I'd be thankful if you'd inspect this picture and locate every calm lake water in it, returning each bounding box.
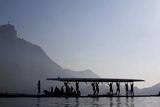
[0,97,160,107]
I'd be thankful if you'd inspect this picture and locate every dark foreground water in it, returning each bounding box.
[0,97,160,107]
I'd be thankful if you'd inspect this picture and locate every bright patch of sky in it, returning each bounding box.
[1,0,160,88]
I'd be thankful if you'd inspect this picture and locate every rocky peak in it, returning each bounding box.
[0,24,17,41]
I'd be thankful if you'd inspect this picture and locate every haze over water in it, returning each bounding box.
[0,97,160,107]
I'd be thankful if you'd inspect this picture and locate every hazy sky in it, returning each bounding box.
[1,0,160,88]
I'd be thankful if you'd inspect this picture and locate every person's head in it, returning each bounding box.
[64,82,67,86]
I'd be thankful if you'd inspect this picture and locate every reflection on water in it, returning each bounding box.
[110,97,113,107]
[125,97,129,107]
[131,97,135,107]
[75,98,79,107]
[36,98,40,107]
[0,97,160,107]
[116,97,120,107]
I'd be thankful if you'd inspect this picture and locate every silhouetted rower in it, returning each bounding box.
[130,82,134,96]
[115,82,120,96]
[95,82,99,95]
[54,86,61,95]
[64,82,69,95]
[75,82,81,96]
[91,82,96,95]
[70,86,73,93]
[51,86,53,93]
[61,86,64,95]
[108,82,113,95]
[125,82,128,96]
[37,80,41,95]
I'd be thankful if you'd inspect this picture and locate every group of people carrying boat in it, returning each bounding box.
[91,82,134,96]
[42,82,81,96]
[37,77,145,97]
[40,80,135,97]
[63,82,81,96]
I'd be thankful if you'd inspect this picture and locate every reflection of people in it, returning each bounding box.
[125,82,128,96]
[108,82,113,95]
[130,82,134,96]
[37,80,41,95]
[96,82,99,95]
[91,82,96,95]
[116,82,120,96]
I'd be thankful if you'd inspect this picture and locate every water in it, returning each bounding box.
[0,97,160,107]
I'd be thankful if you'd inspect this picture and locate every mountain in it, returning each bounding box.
[0,24,70,93]
[0,24,99,94]
[64,69,100,78]
[135,83,160,95]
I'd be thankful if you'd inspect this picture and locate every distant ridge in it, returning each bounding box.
[135,82,160,95]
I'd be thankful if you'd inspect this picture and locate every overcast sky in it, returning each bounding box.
[1,0,160,88]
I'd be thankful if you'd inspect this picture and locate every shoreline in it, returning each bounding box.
[0,94,160,98]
